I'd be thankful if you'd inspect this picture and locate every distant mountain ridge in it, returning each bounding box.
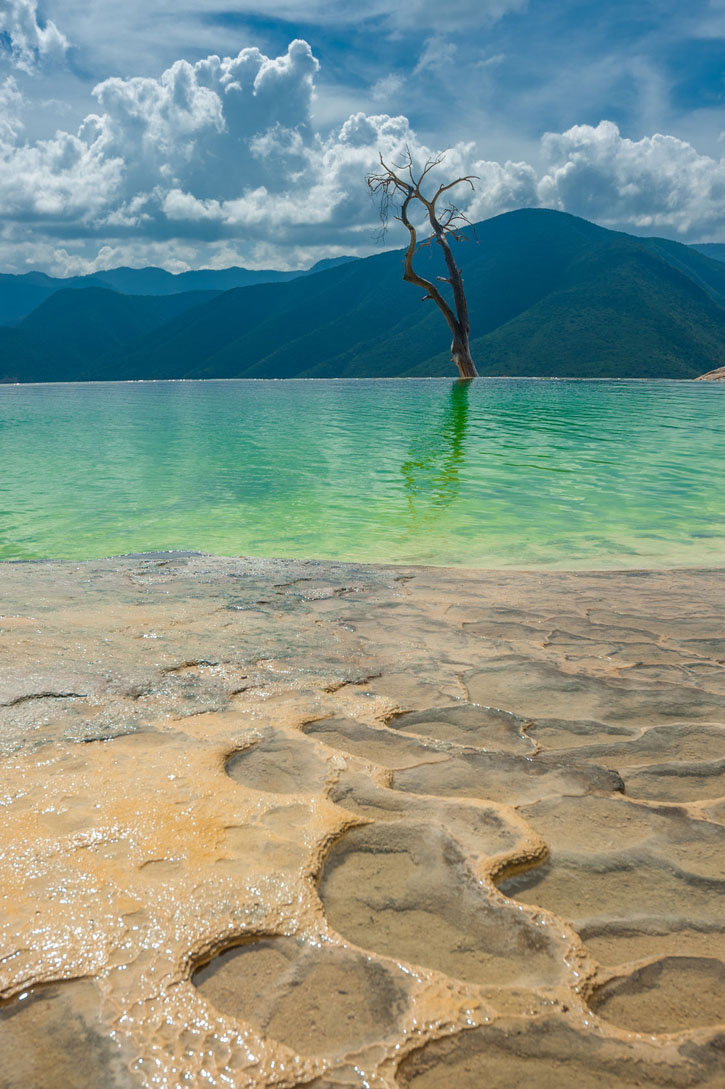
[0,255,358,325]
[2,210,725,382]
[690,243,725,264]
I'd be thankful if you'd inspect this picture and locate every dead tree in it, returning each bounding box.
[368,149,479,379]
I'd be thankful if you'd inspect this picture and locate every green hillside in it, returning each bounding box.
[454,236,725,379]
[3,210,725,381]
[0,288,218,382]
[690,243,725,266]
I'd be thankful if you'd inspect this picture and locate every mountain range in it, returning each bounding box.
[2,210,725,382]
[0,256,356,326]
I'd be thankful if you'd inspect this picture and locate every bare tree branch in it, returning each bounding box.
[367,150,479,379]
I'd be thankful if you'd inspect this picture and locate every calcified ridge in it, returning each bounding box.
[0,554,723,1089]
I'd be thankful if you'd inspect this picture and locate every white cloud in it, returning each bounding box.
[413,35,457,75]
[3,35,725,275]
[537,121,725,237]
[49,0,526,37]
[384,0,527,28]
[467,157,540,219]
[0,75,24,139]
[246,0,528,31]
[0,120,122,221]
[0,0,68,73]
[370,73,405,101]
[476,53,505,69]
[92,39,319,201]
[27,0,525,95]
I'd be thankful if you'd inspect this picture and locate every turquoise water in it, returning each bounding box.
[1,378,723,567]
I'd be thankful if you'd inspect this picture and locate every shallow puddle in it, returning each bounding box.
[591,956,725,1034]
[623,761,725,802]
[318,821,567,987]
[393,749,622,806]
[397,1016,724,1088]
[225,732,331,794]
[0,980,138,1089]
[302,715,447,769]
[574,724,725,770]
[522,717,637,750]
[499,854,724,940]
[519,794,725,877]
[465,658,721,727]
[389,703,534,755]
[330,772,523,859]
[581,924,725,967]
[193,936,408,1057]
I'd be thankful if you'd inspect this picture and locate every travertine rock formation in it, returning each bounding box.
[0,554,723,1088]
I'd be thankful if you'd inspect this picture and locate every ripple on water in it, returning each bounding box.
[2,378,725,567]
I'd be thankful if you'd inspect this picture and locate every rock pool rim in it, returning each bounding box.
[2,549,725,573]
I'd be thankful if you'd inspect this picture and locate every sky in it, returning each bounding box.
[2,0,725,274]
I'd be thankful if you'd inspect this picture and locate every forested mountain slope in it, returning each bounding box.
[3,210,725,381]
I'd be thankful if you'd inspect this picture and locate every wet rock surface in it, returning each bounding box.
[193,937,409,1058]
[590,956,725,1035]
[397,1017,725,1088]
[0,554,723,1088]
[0,980,140,1089]
[319,821,567,988]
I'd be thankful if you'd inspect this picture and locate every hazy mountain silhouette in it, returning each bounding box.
[0,256,358,324]
[691,243,725,265]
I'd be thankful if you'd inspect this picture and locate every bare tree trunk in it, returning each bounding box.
[430,215,477,379]
[398,195,479,380]
[452,336,477,379]
[368,152,480,379]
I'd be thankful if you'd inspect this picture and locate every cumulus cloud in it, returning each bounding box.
[462,122,725,240]
[2,34,725,275]
[0,39,434,271]
[537,121,725,237]
[467,157,539,219]
[0,119,123,222]
[0,74,24,139]
[0,0,68,73]
[93,39,319,202]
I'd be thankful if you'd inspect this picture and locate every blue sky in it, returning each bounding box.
[1,0,725,273]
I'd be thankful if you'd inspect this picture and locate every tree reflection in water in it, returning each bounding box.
[401,379,471,523]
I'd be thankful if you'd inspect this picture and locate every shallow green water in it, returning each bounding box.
[1,378,723,567]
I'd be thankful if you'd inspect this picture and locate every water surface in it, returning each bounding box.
[2,378,723,566]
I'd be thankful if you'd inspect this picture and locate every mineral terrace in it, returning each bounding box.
[0,554,723,1088]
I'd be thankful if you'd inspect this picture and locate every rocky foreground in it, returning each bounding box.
[0,553,723,1089]
[696,366,725,380]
